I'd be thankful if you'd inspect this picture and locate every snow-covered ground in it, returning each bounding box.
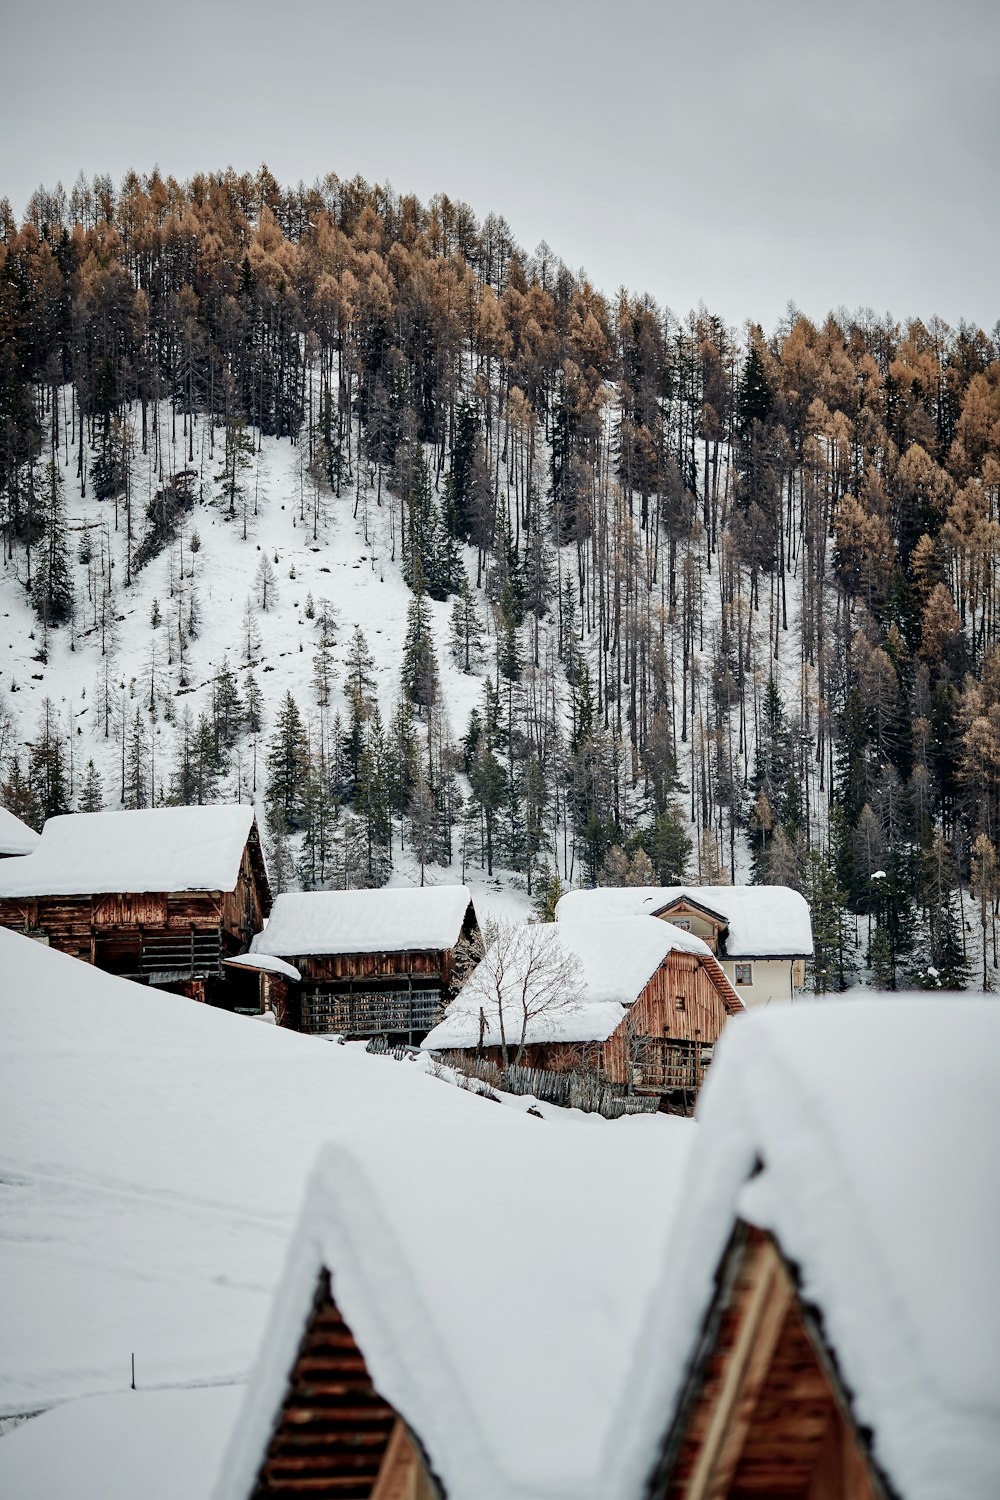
[0,925,681,1423]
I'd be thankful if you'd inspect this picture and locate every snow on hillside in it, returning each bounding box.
[0,405,538,914]
[0,926,682,1419]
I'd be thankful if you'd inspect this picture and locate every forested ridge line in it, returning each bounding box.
[2,165,1000,990]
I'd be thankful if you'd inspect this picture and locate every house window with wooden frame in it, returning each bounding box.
[734,962,754,986]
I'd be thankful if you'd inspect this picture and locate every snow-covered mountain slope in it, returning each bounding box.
[0,407,538,914]
[0,926,682,1417]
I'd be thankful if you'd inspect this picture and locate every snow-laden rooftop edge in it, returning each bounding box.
[0,806,41,856]
[556,884,814,957]
[0,804,258,898]
[250,885,474,958]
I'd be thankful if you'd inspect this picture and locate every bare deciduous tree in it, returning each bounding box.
[472,918,584,1069]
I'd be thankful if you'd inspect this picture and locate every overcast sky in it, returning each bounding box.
[1,0,996,333]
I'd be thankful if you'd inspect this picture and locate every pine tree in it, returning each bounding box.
[298,742,338,890]
[803,851,851,993]
[124,709,150,809]
[408,771,437,885]
[344,625,376,703]
[312,643,335,709]
[31,460,73,635]
[28,699,70,820]
[649,805,692,883]
[354,707,391,885]
[242,596,262,662]
[244,671,265,736]
[78,758,104,813]
[532,863,564,922]
[402,579,439,712]
[266,692,309,831]
[387,695,419,822]
[212,657,244,750]
[449,574,484,672]
[448,400,479,542]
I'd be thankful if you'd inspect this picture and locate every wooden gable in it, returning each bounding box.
[250,1269,441,1499]
[648,898,727,954]
[601,948,738,1102]
[648,1223,886,1500]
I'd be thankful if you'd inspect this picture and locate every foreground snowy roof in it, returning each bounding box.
[556,884,814,957]
[604,996,1000,1500]
[250,884,473,958]
[214,1103,694,1500]
[0,804,258,898]
[422,916,736,1051]
[0,805,40,856]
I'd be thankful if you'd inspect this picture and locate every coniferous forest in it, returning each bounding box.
[2,166,1000,990]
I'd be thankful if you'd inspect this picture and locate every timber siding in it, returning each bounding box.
[649,1224,886,1500]
[250,1269,442,1499]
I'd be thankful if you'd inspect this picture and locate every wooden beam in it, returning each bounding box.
[684,1238,793,1500]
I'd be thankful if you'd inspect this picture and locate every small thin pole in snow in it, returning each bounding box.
[131,1353,135,1391]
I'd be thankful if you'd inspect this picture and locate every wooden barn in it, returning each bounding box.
[0,805,40,858]
[632,997,1000,1500]
[422,915,742,1110]
[0,803,271,1003]
[556,884,814,1006]
[249,885,480,1041]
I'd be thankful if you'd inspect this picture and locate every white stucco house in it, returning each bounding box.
[555,884,813,1005]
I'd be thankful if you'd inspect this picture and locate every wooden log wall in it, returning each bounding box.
[293,950,449,985]
[601,953,733,1087]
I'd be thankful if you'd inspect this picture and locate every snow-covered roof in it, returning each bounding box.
[0,805,40,856]
[422,916,737,1052]
[604,997,1000,1500]
[213,1104,695,1500]
[223,952,301,982]
[250,884,473,958]
[555,884,814,957]
[0,804,259,898]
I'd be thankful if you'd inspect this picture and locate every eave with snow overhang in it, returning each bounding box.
[606,998,1000,1500]
[555,886,814,1006]
[423,916,742,1113]
[250,886,480,1041]
[0,805,41,857]
[0,804,271,1003]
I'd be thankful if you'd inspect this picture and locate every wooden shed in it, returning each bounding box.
[422,916,742,1111]
[250,886,480,1041]
[0,804,271,1003]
